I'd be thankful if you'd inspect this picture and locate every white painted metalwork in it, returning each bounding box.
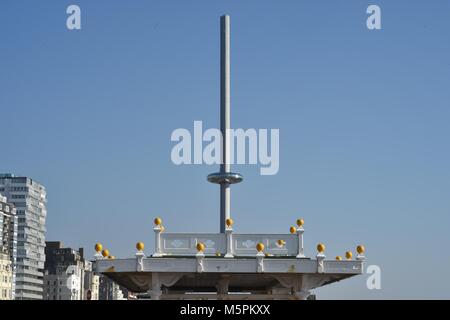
[152,224,163,257]
[160,233,226,256]
[233,234,297,256]
[224,226,234,258]
[96,256,364,275]
[157,232,300,257]
[316,252,326,273]
[296,226,305,258]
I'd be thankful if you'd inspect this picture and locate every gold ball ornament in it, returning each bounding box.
[256,243,265,252]
[136,242,145,251]
[296,219,304,227]
[289,226,297,234]
[317,243,326,253]
[357,245,365,254]
[336,256,342,261]
[196,242,205,252]
[95,243,102,253]
[345,251,353,260]
[226,218,234,227]
[154,217,162,226]
[102,249,109,257]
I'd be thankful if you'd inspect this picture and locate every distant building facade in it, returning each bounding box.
[0,174,47,300]
[99,275,127,300]
[83,260,100,300]
[0,194,18,299]
[43,242,99,300]
[0,252,13,300]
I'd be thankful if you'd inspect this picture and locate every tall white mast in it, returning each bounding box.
[208,15,243,233]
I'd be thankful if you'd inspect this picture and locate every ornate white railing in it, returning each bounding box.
[152,223,306,258]
[93,218,367,277]
[161,233,226,256]
[233,234,297,256]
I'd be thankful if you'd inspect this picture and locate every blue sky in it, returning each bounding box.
[1,0,449,299]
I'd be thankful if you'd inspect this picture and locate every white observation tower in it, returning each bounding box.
[94,15,366,300]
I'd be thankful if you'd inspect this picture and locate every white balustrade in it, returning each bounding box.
[160,233,226,256]
[156,232,300,257]
[233,234,298,256]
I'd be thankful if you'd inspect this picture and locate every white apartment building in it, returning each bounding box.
[0,174,47,300]
[0,194,18,299]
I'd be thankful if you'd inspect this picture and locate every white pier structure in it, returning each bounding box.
[94,15,366,300]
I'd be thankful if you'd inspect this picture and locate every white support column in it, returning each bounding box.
[152,225,163,257]
[224,225,234,258]
[136,251,145,272]
[256,251,265,273]
[296,226,305,258]
[196,251,205,273]
[316,252,326,273]
[149,273,162,300]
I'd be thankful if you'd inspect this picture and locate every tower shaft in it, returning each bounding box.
[220,15,231,233]
[208,15,243,233]
[220,15,231,174]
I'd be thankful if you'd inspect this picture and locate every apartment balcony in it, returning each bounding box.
[20,276,43,285]
[15,283,44,293]
[15,292,43,300]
